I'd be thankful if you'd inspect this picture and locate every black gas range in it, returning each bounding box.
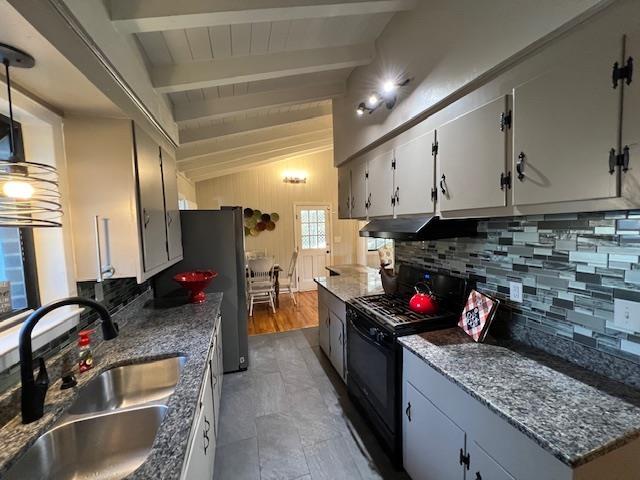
[346,266,468,466]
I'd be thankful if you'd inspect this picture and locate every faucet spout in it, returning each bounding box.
[19,296,119,424]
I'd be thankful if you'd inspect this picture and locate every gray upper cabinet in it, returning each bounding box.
[437,97,508,212]
[134,124,168,273]
[350,157,368,219]
[366,150,395,218]
[393,130,436,216]
[512,34,621,206]
[161,147,183,261]
[621,31,639,204]
[337,164,351,219]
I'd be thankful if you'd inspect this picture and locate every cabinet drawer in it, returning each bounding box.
[403,348,571,480]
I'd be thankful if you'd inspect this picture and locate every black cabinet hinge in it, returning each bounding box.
[432,141,438,156]
[365,172,369,179]
[459,449,470,470]
[500,110,512,131]
[500,171,512,190]
[430,187,437,202]
[609,146,630,174]
[391,156,396,169]
[612,57,633,88]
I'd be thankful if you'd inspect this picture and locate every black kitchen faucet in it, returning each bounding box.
[18,297,119,424]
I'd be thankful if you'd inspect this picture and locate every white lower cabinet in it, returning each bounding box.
[329,311,346,381]
[317,284,347,382]
[467,440,515,480]
[402,347,640,480]
[403,382,466,480]
[318,288,331,355]
[182,317,223,479]
[183,362,215,480]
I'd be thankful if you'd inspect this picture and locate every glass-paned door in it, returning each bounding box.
[295,205,332,291]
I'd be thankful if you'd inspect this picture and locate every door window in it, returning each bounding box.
[300,209,327,249]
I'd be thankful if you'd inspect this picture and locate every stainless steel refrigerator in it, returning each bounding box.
[153,207,249,372]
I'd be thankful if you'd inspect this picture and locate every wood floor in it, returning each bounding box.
[247,290,318,335]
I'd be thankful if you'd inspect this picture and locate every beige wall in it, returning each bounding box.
[177,172,197,208]
[195,150,359,268]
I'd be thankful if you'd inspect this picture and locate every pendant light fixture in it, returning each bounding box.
[0,43,62,227]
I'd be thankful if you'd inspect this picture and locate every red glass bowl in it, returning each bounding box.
[173,270,217,304]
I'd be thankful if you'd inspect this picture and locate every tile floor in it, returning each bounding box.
[213,327,410,480]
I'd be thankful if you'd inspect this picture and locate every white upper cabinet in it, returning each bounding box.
[512,34,621,206]
[350,157,368,219]
[394,129,436,216]
[337,164,351,219]
[161,147,183,261]
[621,31,639,204]
[134,123,169,273]
[437,97,508,212]
[65,117,182,283]
[366,150,395,218]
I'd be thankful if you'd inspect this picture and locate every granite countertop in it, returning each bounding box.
[315,264,383,302]
[399,329,640,468]
[0,290,222,479]
[325,264,377,276]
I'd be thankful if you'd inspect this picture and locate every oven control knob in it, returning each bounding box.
[376,332,386,342]
[369,328,378,336]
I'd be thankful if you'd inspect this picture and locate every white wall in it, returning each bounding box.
[333,0,605,163]
[0,82,81,371]
[195,150,360,268]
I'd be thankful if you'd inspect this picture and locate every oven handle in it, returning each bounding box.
[348,317,389,352]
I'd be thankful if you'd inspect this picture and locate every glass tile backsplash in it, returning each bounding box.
[395,210,640,388]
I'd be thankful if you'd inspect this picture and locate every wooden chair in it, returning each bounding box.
[247,256,276,316]
[278,250,299,306]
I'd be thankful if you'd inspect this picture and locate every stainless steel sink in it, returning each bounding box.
[67,356,187,416]
[5,405,167,480]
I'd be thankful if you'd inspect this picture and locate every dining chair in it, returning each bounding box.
[278,250,299,306]
[247,256,276,316]
[245,249,267,261]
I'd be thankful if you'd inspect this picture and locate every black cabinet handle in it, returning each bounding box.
[459,449,470,469]
[475,473,482,480]
[516,152,526,180]
[439,174,446,195]
[405,402,412,422]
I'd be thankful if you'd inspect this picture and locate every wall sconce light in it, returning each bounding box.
[355,78,411,117]
[283,172,307,184]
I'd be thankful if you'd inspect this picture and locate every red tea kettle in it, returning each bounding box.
[409,282,438,315]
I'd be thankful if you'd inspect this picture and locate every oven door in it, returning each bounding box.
[346,305,396,434]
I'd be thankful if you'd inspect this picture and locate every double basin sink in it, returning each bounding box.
[6,356,187,480]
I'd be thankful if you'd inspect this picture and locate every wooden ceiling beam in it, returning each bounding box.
[153,44,371,93]
[174,82,342,123]
[110,0,417,33]
[179,104,331,143]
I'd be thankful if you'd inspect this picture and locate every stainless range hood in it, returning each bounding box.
[359,215,477,241]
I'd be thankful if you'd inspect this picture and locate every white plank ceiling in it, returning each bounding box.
[108,1,416,181]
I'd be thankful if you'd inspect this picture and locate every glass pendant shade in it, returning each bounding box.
[0,43,62,227]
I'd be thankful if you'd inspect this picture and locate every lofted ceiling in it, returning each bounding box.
[106,0,417,181]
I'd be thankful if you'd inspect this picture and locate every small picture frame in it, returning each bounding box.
[458,289,500,342]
